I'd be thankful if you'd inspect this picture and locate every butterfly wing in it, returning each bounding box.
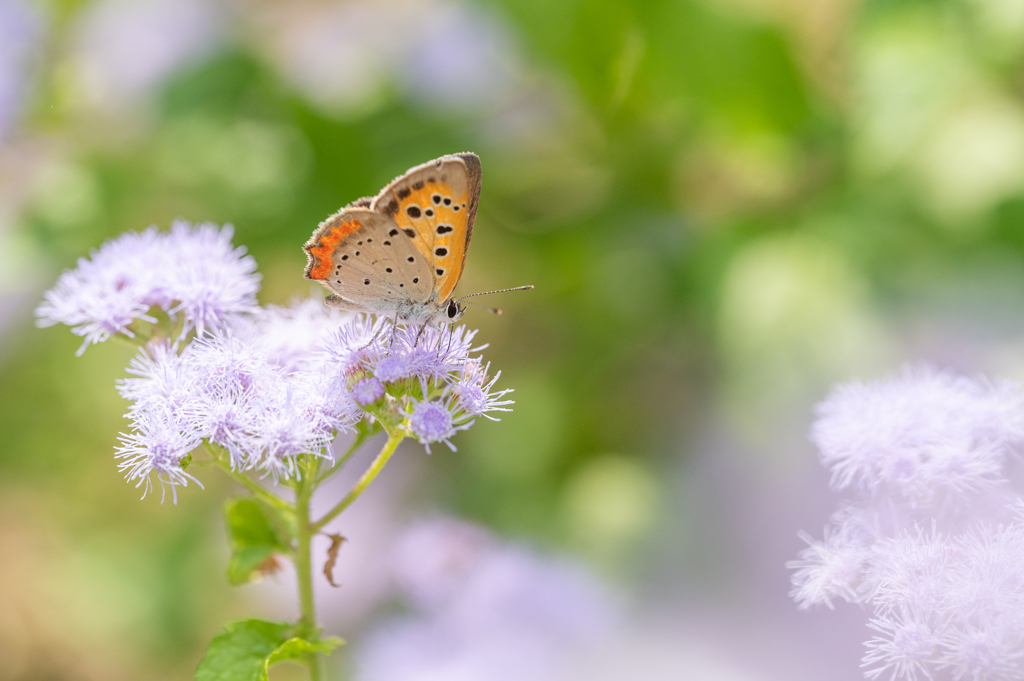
[303,209,433,312]
[371,153,481,304]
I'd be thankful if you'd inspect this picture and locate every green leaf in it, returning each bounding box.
[267,636,345,666]
[195,619,289,681]
[224,497,290,585]
[195,619,345,681]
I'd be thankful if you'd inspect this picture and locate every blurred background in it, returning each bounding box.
[5,0,1024,678]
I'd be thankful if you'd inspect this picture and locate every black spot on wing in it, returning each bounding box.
[397,186,411,200]
[383,199,399,217]
[412,180,424,190]
[403,228,416,238]
[406,206,421,219]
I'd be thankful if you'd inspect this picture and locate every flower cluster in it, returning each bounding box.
[35,221,260,354]
[790,366,1024,681]
[327,318,514,453]
[356,517,615,681]
[39,224,514,499]
[116,300,353,497]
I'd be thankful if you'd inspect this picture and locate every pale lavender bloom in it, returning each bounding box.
[164,222,261,337]
[357,517,615,681]
[810,366,1024,503]
[352,377,384,406]
[252,298,350,373]
[37,228,164,353]
[862,605,943,681]
[792,367,1024,681]
[326,314,390,378]
[453,359,513,420]
[407,397,465,453]
[117,301,356,491]
[36,223,260,353]
[118,339,193,417]
[372,323,479,382]
[789,529,868,610]
[323,315,510,453]
[115,404,202,501]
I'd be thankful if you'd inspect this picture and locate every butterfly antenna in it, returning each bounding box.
[464,302,503,315]
[457,285,534,302]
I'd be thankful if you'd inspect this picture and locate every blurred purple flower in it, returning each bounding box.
[810,366,1024,503]
[357,517,615,681]
[401,3,519,111]
[74,0,220,109]
[0,0,42,139]
[790,366,1024,681]
[263,0,519,116]
[36,222,260,353]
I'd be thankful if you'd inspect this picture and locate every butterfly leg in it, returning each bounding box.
[388,311,400,348]
[357,315,387,351]
[413,323,425,348]
[444,323,455,355]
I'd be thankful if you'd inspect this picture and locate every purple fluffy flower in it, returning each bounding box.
[36,222,260,353]
[810,366,1024,503]
[409,399,458,452]
[115,405,202,501]
[321,314,511,453]
[117,301,356,490]
[791,367,1024,681]
[352,377,385,406]
[454,359,514,420]
[164,222,261,336]
[37,228,164,353]
[253,298,350,373]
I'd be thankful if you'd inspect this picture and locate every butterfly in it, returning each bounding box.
[303,152,529,326]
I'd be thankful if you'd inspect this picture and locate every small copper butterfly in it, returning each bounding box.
[303,152,530,324]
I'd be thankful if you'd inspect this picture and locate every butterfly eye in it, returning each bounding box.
[447,301,459,318]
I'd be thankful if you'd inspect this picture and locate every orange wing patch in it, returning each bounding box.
[390,181,470,301]
[305,219,361,280]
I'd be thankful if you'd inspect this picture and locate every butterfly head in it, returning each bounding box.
[444,298,465,323]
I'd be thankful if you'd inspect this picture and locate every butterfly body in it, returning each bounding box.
[303,153,481,325]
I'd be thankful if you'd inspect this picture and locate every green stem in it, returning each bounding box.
[295,457,322,681]
[312,430,404,533]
